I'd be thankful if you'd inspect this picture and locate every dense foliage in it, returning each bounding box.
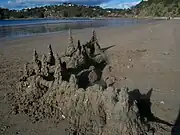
[0,3,132,20]
[133,0,180,17]
[1,1,179,19]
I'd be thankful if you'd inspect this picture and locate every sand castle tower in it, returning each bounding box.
[54,53,62,84]
[102,87,147,135]
[33,49,38,62]
[65,29,75,56]
[92,29,101,52]
[47,44,55,66]
[69,74,78,88]
[76,40,81,55]
[91,29,97,43]
[33,49,41,74]
[23,63,28,77]
[88,66,98,84]
[41,54,49,77]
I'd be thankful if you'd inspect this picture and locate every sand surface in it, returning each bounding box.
[1,20,180,134]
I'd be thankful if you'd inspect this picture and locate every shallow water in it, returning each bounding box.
[0,18,157,39]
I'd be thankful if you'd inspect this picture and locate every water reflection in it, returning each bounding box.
[0,18,155,39]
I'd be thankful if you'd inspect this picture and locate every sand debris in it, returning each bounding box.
[160,101,165,104]
[62,115,66,119]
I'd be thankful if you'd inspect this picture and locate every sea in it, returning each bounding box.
[0,18,158,40]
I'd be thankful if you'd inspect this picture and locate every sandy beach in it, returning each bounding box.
[1,19,180,134]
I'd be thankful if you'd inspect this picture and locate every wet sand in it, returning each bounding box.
[0,20,180,134]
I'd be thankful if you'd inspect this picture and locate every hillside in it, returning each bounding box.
[0,3,132,20]
[1,1,180,19]
[134,0,180,17]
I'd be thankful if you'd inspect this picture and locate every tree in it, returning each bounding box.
[63,10,69,17]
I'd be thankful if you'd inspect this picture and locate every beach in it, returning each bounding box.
[0,19,180,134]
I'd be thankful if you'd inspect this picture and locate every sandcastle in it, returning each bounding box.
[12,29,171,135]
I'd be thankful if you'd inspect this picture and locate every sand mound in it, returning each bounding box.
[11,29,171,135]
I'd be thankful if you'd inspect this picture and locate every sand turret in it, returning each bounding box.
[23,63,28,77]
[47,44,55,66]
[69,74,78,88]
[33,49,38,62]
[65,29,75,56]
[33,49,41,74]
[68,28,73,46]
[76,40,81,55]
[41,54,49,77]
[54,65,62,85]
[89,29,97,43]
[88,66,97,85]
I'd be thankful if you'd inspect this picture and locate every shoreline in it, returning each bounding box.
[0,18,163,41]
[0,17,163,26]
[0,18,95,27]
[3,16,172,21]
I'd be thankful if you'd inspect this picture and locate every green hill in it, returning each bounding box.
[134,0,180,17]
[0,4,132,20]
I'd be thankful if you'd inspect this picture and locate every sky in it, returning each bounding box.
[0,0,141,9]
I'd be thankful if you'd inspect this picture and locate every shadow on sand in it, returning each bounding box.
[129,89,173,127]
[171,109,180,135]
